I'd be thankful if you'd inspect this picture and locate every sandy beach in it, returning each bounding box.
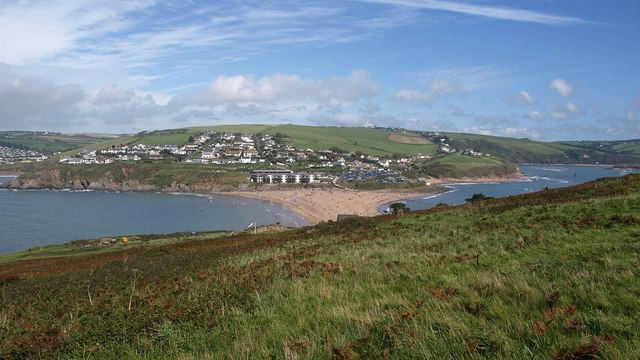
[220,173,526,225]
[221,187,439,224]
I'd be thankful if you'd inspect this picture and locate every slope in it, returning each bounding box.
[1,175,639,358]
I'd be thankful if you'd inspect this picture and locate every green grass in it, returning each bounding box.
[445,132,570,156]
[613,142,640,155]
[261,125,437,156]
[413,153,518,178]
[1,175,639,358]
[0,132,115,154]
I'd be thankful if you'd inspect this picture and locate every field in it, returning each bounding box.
[445,133,571,157]
[79,125,438,157]
[412,153,518,178]
[387,132,431,145]
[613,142,640,156]
[1,175,639,358]
[0,132,117,154]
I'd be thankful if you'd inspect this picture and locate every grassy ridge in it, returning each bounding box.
[0,132,116,154]
[1,175,639,358]
[412,153,518,178]
[83,125,438,157]
[445,133,640,164]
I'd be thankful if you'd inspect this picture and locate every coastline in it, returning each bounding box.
[1,172,526,226]
[217,172,526,225]
[218,187,438,225]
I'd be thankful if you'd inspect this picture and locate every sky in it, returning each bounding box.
[0,0,639,141]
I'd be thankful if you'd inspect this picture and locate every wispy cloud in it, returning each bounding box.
[0,1,408,75]
[362,0,590,26]
[550,78,575,98]
[393,64,512,103]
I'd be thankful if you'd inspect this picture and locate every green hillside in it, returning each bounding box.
[127,125,438,157]
[1,175,639,358]
[0,131,118,154]
[261,125,437,156]
[412,153,518,179]
[443,133,640,164]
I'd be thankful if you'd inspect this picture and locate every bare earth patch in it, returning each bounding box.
[387,133,431,145]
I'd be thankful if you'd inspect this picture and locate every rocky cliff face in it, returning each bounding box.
[0,168,234,193]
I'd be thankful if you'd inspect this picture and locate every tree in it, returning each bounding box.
[465,193,494,203]
[389,202,410,214]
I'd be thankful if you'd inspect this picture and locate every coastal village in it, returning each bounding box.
[0,146,49,164]
[57,130,490,185]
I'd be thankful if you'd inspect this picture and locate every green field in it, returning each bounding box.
[412,153,518,178]
[1,175,639,358]
[0,131,117,154]
[445,133,571,157]
[445,133,640,164]
[613,142,640,155]
[85,125,438,157]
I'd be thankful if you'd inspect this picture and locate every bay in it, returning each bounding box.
[0,178,307,254]
[1,165,637,254]
[388,165,639,212]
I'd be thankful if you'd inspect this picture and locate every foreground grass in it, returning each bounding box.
[1,175,639,358]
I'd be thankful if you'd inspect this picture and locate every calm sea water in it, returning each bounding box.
[385,165,639,212]
[1,165,637,254]
[0,179,307,254]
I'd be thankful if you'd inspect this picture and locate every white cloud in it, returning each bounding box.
[94,84,136,105]
[524,111,544,121]
[549,78,574,98]
[393,79,463,102]
[0,1,153,65]
[362,0,590,26]
[194,70,381,107]
[513,91,537,105]
[550,101,582,120]
[0,65,85,129]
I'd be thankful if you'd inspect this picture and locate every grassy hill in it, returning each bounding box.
[1,174,639,358]
[122,125,438,157]
[0,131,118,154]
[412,153,518,179]
[443,133,640,164]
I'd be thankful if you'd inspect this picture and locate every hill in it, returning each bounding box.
[439,132,640,164]
[0,131,118,154]
[108,125,438,157]
[1,174,639,358]
[411,153,519,179]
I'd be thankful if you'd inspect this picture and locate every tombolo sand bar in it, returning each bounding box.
[221,173,527,224]
[222,187,437,224]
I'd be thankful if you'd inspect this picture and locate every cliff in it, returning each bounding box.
[0,165,241,193]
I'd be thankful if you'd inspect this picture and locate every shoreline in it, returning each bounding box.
[1,172,527,226]
[217,173,526,225]
[217,188,440,225]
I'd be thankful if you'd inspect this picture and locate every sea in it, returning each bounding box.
[0,181,307,254]
[1,165,637,254]
[383,165,639,212]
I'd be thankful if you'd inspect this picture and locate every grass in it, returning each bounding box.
[445,132,570,156]
[0,174,639,358]
[412,153,518,178]
[265,125,437,156]
[0,132,114,154]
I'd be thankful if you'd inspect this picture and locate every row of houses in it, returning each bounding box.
[249,170,330,184]
[0,146,49,164]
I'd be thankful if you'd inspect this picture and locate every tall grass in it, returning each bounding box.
[1,175,639,358]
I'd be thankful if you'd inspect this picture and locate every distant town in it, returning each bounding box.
[0,146,49,164]
[0,129,496,185]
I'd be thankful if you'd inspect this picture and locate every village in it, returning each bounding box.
[0,146,49,164]
[57,130,491,184]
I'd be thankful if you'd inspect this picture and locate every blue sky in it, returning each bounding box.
[0,0,638,141]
